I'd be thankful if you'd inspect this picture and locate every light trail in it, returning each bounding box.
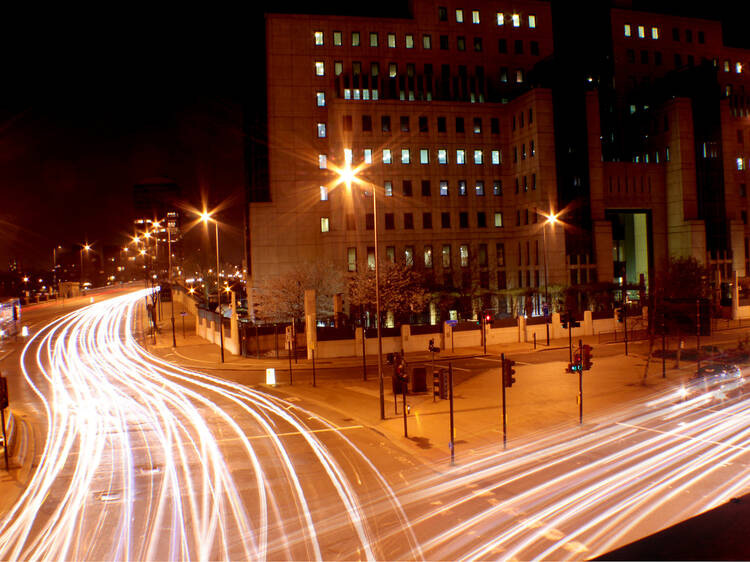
[0,289,417,561]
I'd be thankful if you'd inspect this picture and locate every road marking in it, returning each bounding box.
[616,421,750,452]
[246,425,363,440]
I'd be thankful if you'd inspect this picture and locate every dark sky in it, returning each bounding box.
[0,1,746,271]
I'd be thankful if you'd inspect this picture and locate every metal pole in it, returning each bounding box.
[623,301,628,356]
[292,318,297,364]
[374,185,385,420]
[483,316,487,355]
[168,226,176,347]
[402,379,408,437]
[578,339,583,425]
[543,222,549,307]
[449,363,455,465]
[533,332,536,350]
[215,221,224,363]
[696,298,701,376]
[362,327,367,381]
[312,349,316,387]
[256,325,260,359]
[568,316,573,363]
[275,324,279,359]
[501,353,507,450]
[288,327,293,385]
[431,351,435,402]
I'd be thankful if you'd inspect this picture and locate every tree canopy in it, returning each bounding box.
[348,260,430,322]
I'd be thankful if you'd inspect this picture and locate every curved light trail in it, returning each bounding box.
[0,289,417,561]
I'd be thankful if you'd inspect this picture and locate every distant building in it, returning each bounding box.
[132,178,183,281]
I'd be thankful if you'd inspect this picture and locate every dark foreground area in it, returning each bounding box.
[598,492,750,560]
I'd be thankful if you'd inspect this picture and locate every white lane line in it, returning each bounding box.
[616,421,750,452]
[435,364,470,372]
[247,425,364,440]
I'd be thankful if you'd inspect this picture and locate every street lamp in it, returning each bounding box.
[152,219,177,347]
[338,162,385,420]
[201,210,224,363]
[542,211,559,307]
[80,243,91,287]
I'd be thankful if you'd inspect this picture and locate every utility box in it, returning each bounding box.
[411,367,427,393]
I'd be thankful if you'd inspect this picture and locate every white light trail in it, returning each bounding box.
[0,290,417,561]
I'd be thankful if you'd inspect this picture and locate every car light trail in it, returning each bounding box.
[0,290,417,561]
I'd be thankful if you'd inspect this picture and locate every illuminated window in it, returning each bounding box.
[494,212,503,227]
[318,154,327,169]
[472,10,480,23]
[474,149,483,164]
[370,32,378,47]
[314,31,324,45]
[736,62,743,74]
[347,248,357,271]
[334,61,343,76]
[458,180,467,195]
[456,9,463,23]
[423,34,431,49]
[317,123,326,138]
[424,246,433,268]
[624,24,631,37]
[528,14,536,28]
[401,149,411,164]
[420,149,429,164]
[333,31,342,45]
[405,246,414,266]
[320,217,330,232]
[438,149,448,164]
[352,32,360,46]
[320,186,328,201]
[724,60,731,72]
[739,157,746,171]
[344,148,353,165]
[651,26,659,39]
[383,149,392,164]
[442,245,451,267]
[406,34,414,48]
[497,12,504,26]
[315,61,325,76]
[512,13,520,27]
[387,33,396,48]
[516,68,524,82]
[456,149,465,164]
[475,181,485,195]
[491,150,501,165]
[364,149,372,164]
[389,63,397,77]
[460,245,469,267]
[440,180,449,195]
[384,180,393,196]
[316,92,325,106]
[637,25,645,38]
[493,180,502,195]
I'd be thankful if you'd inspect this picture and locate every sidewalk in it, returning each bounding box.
[146,306,725,467]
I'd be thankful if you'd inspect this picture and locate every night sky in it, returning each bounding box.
[0,1,746,272]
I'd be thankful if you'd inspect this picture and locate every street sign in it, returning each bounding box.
[180,311,187,316]
[446,319,458,326]
[543,304,549,317]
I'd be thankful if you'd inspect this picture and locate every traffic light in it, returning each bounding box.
[503,358,516,387]
[582,344,593,370]
[616,308,624,323]
[566,361,582,373]
[485,313,492,323]
[560,312,569,328]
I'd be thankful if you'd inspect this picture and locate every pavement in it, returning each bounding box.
[146,301,736,468]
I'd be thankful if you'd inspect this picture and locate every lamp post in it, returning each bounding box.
[201,211,224,363]
[80,243,91,287]
[339,164,385,420]
[542,211,558,346]
[154,220,177,347]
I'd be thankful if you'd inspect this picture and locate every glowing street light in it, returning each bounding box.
[336,161,385,420]
[542,211,559,307]
[80,243,91,286]
[200,209,224,363]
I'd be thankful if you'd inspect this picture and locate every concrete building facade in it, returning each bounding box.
[251,0,750,319]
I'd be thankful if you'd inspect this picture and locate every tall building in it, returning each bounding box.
[251,0,750,319]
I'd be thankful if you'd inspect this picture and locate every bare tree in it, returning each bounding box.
[255,262,345,323]
[348,260,430,324]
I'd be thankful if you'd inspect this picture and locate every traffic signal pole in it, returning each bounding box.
[501,353,507,450]
[449,363,455,465]
[578,339,583,425]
